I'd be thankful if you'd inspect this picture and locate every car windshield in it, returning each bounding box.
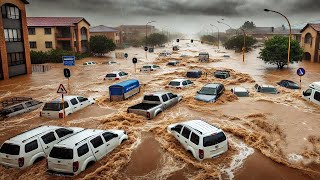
[198,87,217,95]
[106,74,117,77]
[143,66,151,69]
[234,91,249,97]
[49,147,73,159]
[0,143,20,155]
[43,103,63,111]
[261,87,277,93]
[169,81,180,86]
[203,132,227,147]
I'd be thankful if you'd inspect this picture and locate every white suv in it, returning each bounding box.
[140,64,160,72]
[166,79,194,89]
[167,120,228,161]
[0,126,84,168]
[47,129,128,175]
[104,71,128,80]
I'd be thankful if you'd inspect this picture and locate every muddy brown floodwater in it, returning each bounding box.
[0,40,320,179]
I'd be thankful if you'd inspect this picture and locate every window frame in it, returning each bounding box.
[29,41,37,49]
[44,28,52,35]
[45,41,53,48]
[190,132,200,145]
[162,94,169,102]
[181,127,191,139]
[28,28,36,35]
[314,91,320,102]
[25,140,38,153]
[77,143,89,157]
[90,136,104,148]
[41,132,57,144]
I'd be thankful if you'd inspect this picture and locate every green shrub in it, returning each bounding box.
[30,49,92,64]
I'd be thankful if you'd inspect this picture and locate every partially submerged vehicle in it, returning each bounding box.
[0,98,42,119]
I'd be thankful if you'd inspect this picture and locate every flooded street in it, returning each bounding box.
[0,40,320,179]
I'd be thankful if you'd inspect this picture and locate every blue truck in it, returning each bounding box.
[109,79,140,101]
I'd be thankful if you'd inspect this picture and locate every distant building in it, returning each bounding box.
[300,23,320,63]
[117,25,155,43]
[27,17,90,53]
[90,25,121,45]
[0,0,32,80]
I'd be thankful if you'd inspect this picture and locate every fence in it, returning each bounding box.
[32,64,52,73]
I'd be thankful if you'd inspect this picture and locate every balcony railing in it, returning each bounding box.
[56,33,72,38]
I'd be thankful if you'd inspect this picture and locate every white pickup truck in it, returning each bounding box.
[41,96,95,119]
[127,92,182,119]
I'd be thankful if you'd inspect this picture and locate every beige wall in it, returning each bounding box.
[28,27,56,52]
[90,31,120,45]
[77,20,90,53]
[301,26,319,62]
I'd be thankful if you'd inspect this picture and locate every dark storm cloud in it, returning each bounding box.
[288,0,320,13]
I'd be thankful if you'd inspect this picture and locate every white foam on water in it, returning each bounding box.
[288,153,304,163]
[222,140,255,180]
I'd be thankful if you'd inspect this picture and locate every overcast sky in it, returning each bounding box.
[26,0,320,35]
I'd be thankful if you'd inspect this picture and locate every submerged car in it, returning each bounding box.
[214,70,230,79]
[303,82,320,106]
[195,83,224,102]
[277,80,300,89]
[186,70,202,78]
[104,71,128,80]
[102,61,117,65]
[167,60,180,66]
[83,61,96,65]
[166,79,194,89]
[140,64,160,72]
[231,87,249,97]
[255,84,278,94]
[0,98,42,119]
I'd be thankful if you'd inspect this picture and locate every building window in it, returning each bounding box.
[28,28,36,35]
[81,27,87,35]
[1,4,20,20]
[4,29,22,42]
[29,41,37,49]
[7,52,25,66]
[45,41,53,48]
[44,28,52,35]
[304,33,312,45]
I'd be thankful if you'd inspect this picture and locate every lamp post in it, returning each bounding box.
[146,21,156,60]
[218,21,245,62]
[264,9,292,68]
[210,24,220,49]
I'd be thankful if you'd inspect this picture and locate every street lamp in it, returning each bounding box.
[145,20,156,60]
[264,9,292,68]
[210,24,220,49]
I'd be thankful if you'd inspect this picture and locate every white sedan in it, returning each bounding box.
[104,71,128,80]
[166,79,194,89]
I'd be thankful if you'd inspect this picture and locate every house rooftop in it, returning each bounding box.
[90,25,118,33]
[301,23,320,33]
[27,17,90,27]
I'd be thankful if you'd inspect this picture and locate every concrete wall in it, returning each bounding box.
[0,0,31,80]
[301,26,319,63]
[28,27,56,52]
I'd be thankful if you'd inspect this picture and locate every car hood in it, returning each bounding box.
[195,94,216,102]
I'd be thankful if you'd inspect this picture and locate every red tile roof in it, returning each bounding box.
[301,23,320,33]
[27,17,90,27]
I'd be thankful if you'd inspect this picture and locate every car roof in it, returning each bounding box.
[261,85,276,88]
[310,82,320,90]
[8,126,62,143]
[182,120,222,136]
[188,69,201,72]
[233,87,248,92]
[204,83,221,88]
[54,129,105,148]
[171,79,187,82]
[51,95,81,102]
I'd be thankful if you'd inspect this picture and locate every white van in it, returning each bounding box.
[41,96,95,119]
[303,81,320,106]
[167,120,228,161]
[0,126,84,168]
[47,129,128,175]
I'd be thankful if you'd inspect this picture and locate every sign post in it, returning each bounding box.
[63,56,75,93]
[57,84,68,120]
[132,57,138,73]
[144,47,148,60]
[124,53,128,60]
[297,68,306,89]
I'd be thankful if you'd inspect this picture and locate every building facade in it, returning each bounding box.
[117,25,155,43]
[300,24,320,63]
[90,25,121,45]
[27,17,90,53]
[0,0,32,80]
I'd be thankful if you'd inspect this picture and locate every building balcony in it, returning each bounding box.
[56,33,72,39]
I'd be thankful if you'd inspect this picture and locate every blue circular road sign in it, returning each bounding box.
[297,68,305,76]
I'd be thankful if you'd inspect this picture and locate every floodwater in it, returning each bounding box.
[0,40,320,179]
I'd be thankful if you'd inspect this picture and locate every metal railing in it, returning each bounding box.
[32,64,52,73]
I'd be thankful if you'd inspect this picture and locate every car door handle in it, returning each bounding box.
[95,150,99,153]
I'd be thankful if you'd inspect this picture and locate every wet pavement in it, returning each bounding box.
[0,40,319,179]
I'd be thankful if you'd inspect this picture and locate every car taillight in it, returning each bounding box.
[18,157,24,167]
[199,149,204,159]
[147,112,151,119]
[115,78,120,80]
[73,161,79,172]
[59,112,64,119]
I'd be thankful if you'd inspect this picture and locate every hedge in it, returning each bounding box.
[30,49,92,64]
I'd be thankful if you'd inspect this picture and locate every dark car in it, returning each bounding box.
[195,83,225,102]
[173,46,179,51]
[167,61,180,66]
[214,70,230,79]
[187,70,202,78]
[277,80,300,89]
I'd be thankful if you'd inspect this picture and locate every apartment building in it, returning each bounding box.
[90,25,121,45]
[0,0,32,80]
[300,23,320,63]
[27,17,90,53]
[117,25,155,43]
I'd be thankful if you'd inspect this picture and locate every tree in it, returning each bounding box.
[241,21,256,29]
[223,35,257,52]
[259,36,303,69]
[90,35,116,56]
[146,33,168,47]
[200,35,218,44]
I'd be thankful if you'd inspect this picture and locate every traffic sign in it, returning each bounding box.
[191,39,193,43]
[132,57,138,64]
[63,56,75,66]
[297,68,305,76]
[57,84,67,94]
[176,39,180,43]
[144,47,148,51]
[124,53,128,59]
[64,68,71,78]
